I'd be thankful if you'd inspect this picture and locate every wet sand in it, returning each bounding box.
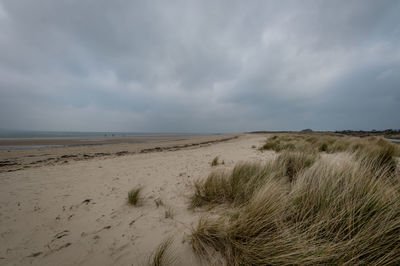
[0,134,237,173]
[0,134,220,148]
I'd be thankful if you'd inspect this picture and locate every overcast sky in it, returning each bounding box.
[0,0,399,133]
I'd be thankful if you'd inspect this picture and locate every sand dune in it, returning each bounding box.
[0,134,273,265]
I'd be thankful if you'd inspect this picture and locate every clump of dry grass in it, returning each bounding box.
[191,171,231,208]
[154,198,164,207]
[261,134,297,152]
[190,149,400,265]
[164,207,174,219]
[386,134,400,140]
[275,151,317,182]
[128,186,142,206]
[147,237,176,266]
[356,139,398,173]
[211,156,219,166]
[191,152,318,208]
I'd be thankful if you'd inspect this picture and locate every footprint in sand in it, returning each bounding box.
[52,230,69,242]
[81,225,112,238]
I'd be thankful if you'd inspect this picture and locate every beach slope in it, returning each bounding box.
[0,134,271,265]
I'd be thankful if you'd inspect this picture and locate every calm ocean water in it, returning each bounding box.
[0,130,218,150]
[0,130,201,139]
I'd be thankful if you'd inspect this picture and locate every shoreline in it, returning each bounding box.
[0,134,223,149]
[0,134,239,173]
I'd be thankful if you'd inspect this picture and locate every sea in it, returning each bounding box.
[0,130,205,139]
[0,130,219,150]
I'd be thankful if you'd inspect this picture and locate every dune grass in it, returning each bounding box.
[191,151,318,208]
[128,186,142,206]
[147,238,176,266]
[164,207,174,219]
[191,134,400,265]
[211,156,219,166]
[355,139,398,172]
[386,134,400,140]
[154,198,164,208]
[260,133,400,156]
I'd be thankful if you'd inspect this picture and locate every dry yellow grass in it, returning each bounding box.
[146,237,176,266]
[260,133,400,156]
[191,151,318,208]
[191,134,400,265]
[128,186,142,206]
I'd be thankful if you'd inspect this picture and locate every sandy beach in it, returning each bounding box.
[0,134,273,265]
[0,134,237,173]
[1,1,399,264]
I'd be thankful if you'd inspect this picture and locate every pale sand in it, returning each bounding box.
[0,134,274,266]
[0,135,238,173]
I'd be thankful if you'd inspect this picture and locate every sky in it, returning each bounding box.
[0,0,399,133]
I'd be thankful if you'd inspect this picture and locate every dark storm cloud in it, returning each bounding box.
[0,0,399,132]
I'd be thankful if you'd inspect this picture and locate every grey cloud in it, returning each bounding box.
[0,0,399,132]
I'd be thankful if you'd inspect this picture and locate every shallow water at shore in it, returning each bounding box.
[0,133,221,150]
[0,130,213,139]
[0,145,66,150]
